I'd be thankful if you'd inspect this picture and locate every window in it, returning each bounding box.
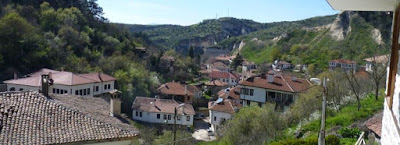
[187,116,190,121]
[56,89,60,94]
[222,79,225,82]
[139,112,142,117]
[250,89,254,96]
[108,84,111,89]
[87,88,90,95]
[80,90,83,95]
[214,116,217,121]
[83,89,87,95]
[177,115,181,121]
[9,87,15,91]
[53,88,56,93]
[164,114,167,120]
[19,88,23,91]
[96,86,99,92]
[135,111,138,116]
[75,90,78,95]
[157,114,160,119]
[104,84,107,90]
[168,115,171,120]
[60,90,63,94]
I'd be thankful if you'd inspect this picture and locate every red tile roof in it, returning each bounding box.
[331,59,356,64]
[157,82,199,96]
[205,80,228,87]
[364,112,383,137]
[218,87,240,100]
[240,74,311,93]
[0,91,138,144]
[208,99,241,114]
[132,97,195,115]
[79,73,117,82]
[209,71,239,79]
[4,69,116,86]
[364,54,389,64]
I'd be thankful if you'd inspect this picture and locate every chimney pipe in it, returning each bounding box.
[41,74,50,98]
[13,73,17,80]
[110,91,121,117]
[184,85,187,95]
[267,75,274,83]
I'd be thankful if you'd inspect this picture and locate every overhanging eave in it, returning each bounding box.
[326,0,398,11]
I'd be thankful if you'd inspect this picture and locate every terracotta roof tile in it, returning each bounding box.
[132,97,195,115]
[218,87,240,100]
[331,59,356,64]
[4,69,116,86]
[208,99,241,114]
[0,91,138,144]
[240,74,311,93]
[157,82,198,96]
[209,71,239,79]
[364,112,383,137]
[364,54,389,64]
[205,80,228,87]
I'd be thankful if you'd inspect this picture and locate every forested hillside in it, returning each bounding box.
[0,0,158,115]
[126,11,392,75]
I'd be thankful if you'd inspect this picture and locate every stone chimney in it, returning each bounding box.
[41,74,50,98]
[13,73,17,80]
[110,91,121,117]
[184,85,187,95]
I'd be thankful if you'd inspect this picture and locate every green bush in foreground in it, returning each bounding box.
[269,135,340,145]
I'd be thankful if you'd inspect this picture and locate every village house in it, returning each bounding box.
[208,61,231,72]
[214,55,235,65]
[157,82,202,104]
[329,59,357,72]
[364,54,389,72]
[134,46,147,58]
[132,97,195,126]
[0,88,138,144]
[241,60,257,73]
[159,55,176,72]
[239,72,311,109]
[3,68,116,97]
[208,71,239,86]
[208,98,241,132]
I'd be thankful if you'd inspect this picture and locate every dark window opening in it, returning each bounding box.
[187,116,190,121]
[157,114,160,119]
[139,112,142,117]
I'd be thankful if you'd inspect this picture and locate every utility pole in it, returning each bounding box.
[318,77,327,145]
[173,107,177,145]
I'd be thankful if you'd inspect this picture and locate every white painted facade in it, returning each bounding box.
[240,85,295,107]
[209,110,233,132]
[7,81,114,97]
[216,77,238,86]
[132,110,193,126]
[381,67,400,144]
[6,84,39,92]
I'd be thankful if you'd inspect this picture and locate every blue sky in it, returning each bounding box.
[97,0,339,26]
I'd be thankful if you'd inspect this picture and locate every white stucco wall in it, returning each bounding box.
[217,78,238,86]
[240,86,266,103]
[209,110,233,132]
[132,110,193,126]
[381,61,400,144]
[6,81,114,97]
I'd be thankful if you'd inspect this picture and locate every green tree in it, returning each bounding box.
[188,46,194,58]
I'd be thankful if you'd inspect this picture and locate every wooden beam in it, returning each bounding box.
[387,4,400,110]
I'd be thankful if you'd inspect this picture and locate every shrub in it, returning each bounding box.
[339,128,361,138]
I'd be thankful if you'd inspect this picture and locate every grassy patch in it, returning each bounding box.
[302,93,384,133]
